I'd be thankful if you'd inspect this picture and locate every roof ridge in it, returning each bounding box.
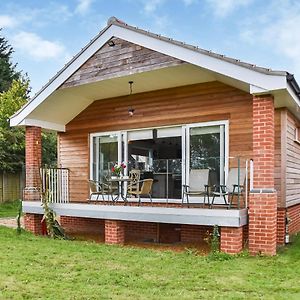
[108,16,288,76]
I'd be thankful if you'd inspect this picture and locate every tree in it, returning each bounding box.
[0,79,28,171]
[0,32,57,172]
[0,29,20,92]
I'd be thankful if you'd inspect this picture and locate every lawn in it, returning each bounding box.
[0,200,21,218]
[0,227,300,299]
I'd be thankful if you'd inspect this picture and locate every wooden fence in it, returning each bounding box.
[0,171,24,202]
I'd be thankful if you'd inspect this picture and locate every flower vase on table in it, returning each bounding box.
[111,163,126,179]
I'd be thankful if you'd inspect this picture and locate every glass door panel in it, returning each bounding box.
[91,133,120,183]
[127,127,182,199]
[186,124,226,189]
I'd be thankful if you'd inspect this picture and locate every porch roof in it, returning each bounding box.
[23,201,248,227]
[10,17,300,131]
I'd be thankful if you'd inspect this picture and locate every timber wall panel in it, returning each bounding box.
[286,111,300,207]
[59,81,254,202]
[274,109,283,207]
[60,38,185,89]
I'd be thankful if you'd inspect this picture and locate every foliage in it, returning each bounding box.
[0,30,20,92]
[204,224,220,253]
[16,199,22,234]
[207,250,233,261]
[0,199,21,217]
[111,162,126,176]
[41,168,68,239]
[42,131,57,167]
[0,79,29,172]
[1,226,300,299]
[0,31,57,171]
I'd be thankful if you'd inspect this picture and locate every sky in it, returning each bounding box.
[0,0,300,95]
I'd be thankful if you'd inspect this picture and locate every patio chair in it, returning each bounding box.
[210,167,246,209]
[182,169,210,207]
[127,169,141,195]
[88,180,118,202]
[88,180,104,201]
[128,179,153,206]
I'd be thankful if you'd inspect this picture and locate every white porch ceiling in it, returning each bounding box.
[28,63,249,128]
[22,62,297,131]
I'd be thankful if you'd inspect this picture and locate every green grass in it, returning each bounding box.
[0,227,300,299]
[0,200,21,218]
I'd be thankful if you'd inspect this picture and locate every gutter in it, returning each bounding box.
[287,73,300,100]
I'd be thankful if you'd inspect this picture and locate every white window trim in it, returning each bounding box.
[89,120,229,190]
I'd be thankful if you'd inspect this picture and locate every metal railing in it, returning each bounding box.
[40,167,69,203]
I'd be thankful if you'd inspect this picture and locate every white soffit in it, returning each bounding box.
[22,64,217,127]
[10,22,289,129]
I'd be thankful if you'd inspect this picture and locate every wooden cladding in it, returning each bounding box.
[58,81,254,202]
[60,38,184,89]
[286,111,300,207]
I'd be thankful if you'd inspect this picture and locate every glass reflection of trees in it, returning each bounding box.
[190,132,220,174]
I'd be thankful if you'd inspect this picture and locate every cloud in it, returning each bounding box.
[75,0,94,15]
[12,31,66,61]
[0,15,18,29]
[205,0,253,17]
[240,0,300,74]
[143,0,165,13]
[182,0,197,5]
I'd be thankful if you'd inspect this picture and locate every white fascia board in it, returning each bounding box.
[20,119,66,132]
[10,23,289,127]
[10,27,117,127]
[113,25,287,92]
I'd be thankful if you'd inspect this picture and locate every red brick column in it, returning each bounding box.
[24,213,43,235]
[220,227,243,254]
[249,95,277,256]
[277,208,286,245]
[24,126,42,201]
[105,220,125,245]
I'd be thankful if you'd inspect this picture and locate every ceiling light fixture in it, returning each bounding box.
[128,81,135,117]
[108,40,115,47]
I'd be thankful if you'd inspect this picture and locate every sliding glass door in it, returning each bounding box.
[185,122,227,189]
[127,127,182,199]
[90,121,228,200]
[90,132,121,183]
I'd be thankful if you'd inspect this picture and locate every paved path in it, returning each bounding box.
[0,217,24,229]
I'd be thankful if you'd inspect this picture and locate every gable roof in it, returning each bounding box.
[10,16,300,130]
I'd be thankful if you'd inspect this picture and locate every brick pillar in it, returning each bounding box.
[249,95,277,256]
[105,220,125,245]
[24,213,43,235]
[277,208,286,245]
[220,227,243,254]
[24,126,42,201]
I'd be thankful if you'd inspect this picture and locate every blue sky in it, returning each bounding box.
[1,0,300,95]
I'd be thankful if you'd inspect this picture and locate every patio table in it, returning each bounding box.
[107,177,132,204]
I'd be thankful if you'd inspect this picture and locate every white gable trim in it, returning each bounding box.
[20,119,66,132]
[10,23,289,127]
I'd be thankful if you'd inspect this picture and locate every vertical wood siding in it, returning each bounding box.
[59,81,254,202]
[286,111,300,207]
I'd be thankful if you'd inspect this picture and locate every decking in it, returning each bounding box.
[23,201,248,227]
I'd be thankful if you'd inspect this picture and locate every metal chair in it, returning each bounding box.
[210,168,246,209]
[182,169,210,207]
[129,179,153,206]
